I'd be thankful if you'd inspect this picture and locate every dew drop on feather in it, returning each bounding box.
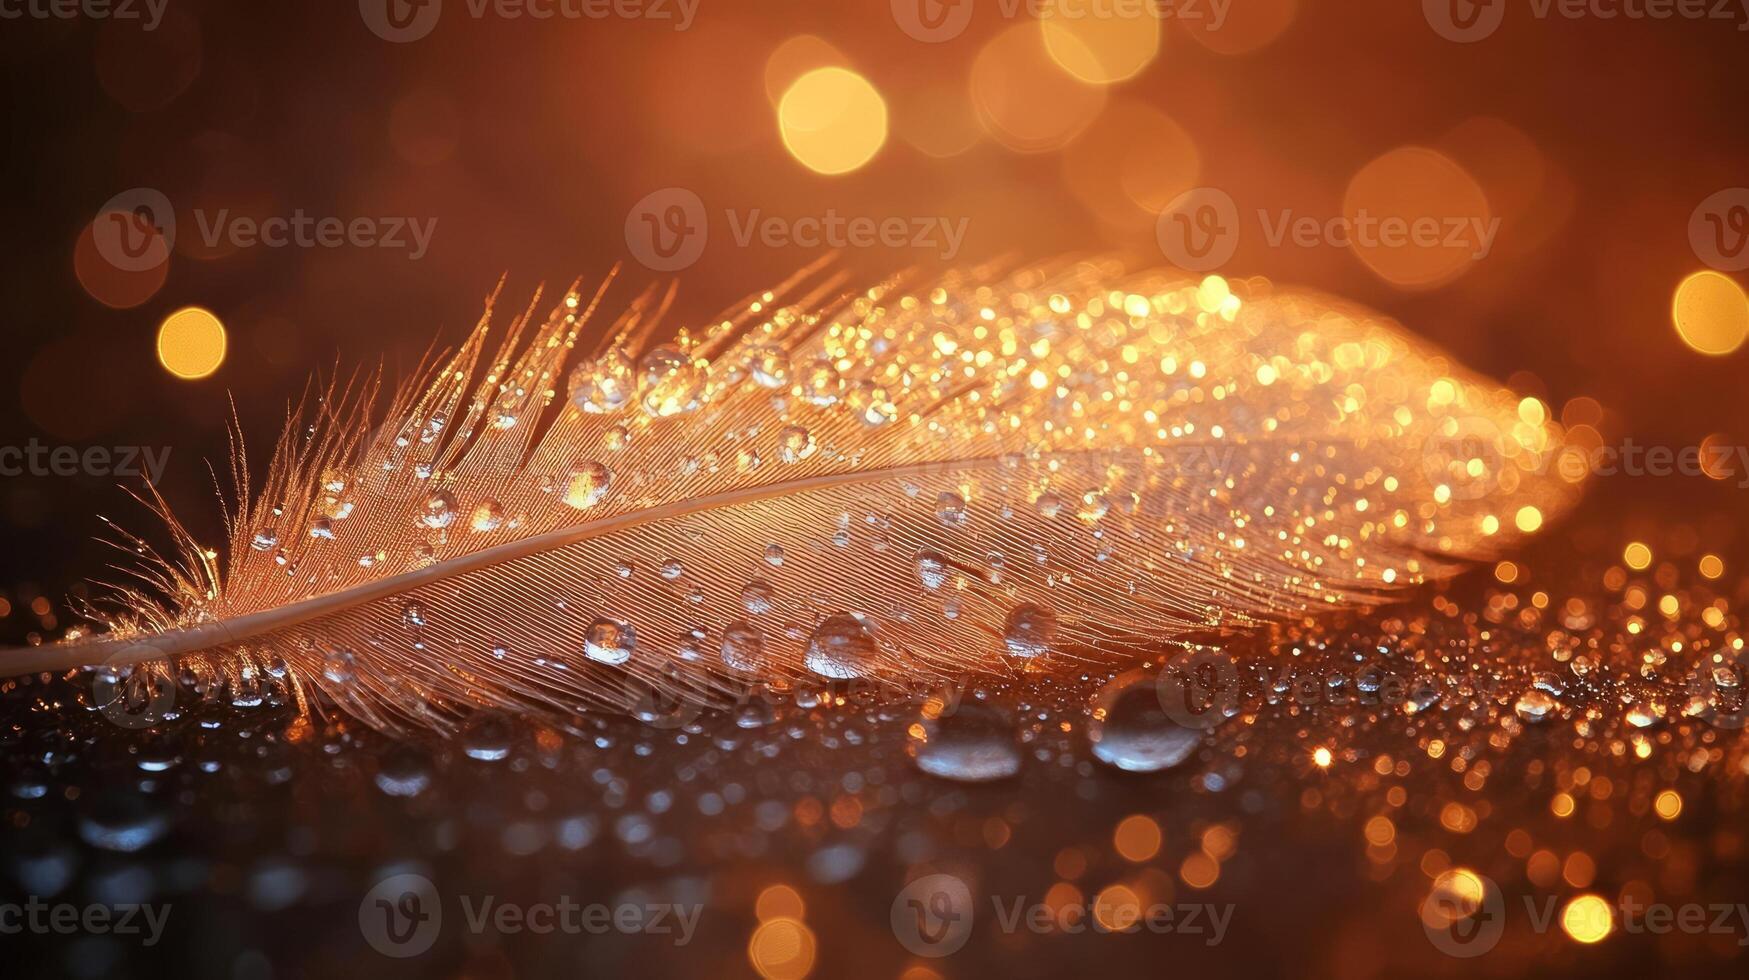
[1088,670,1204,773]
[584,618,636,665]
[805,613,877,679]
[1002,603,1057,659]
[561,462,613,509]
[908,699,1021,782]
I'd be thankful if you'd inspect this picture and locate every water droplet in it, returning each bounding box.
[322,649,356,684]
[1626,701,1662,728]
[935,491,967,527]
[420,491,457,529]
[401,601,428,630]
[916,549,949,590]
[749,345,790,388]
[799,357,842,406]
[561,462,613,509]
[1002,603,1057,658]
[1514,689,1557,723]
[470,498,506,532]
[1035,492,1067,519]
[720,620,766,673]
[638,345,703,417]
[778,424,815,463]
[251,529,279,551]
[845,380,896,426]
[584,618,636,665]
[461,711,515,761]
[1087,670,1203,772]
[908,699,1021,782]
[660,558,685,580]
[375,745,433,797]
[742,579,776,615]
[805,613,877,679]
[569,348,634,414]
[764,543,785,566]
[308,517,335,540]
[604,423,632,451]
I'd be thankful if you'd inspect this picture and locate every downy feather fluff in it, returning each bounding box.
[6,258,1582,732]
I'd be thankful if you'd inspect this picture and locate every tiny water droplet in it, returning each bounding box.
[916,549,949,590]
[251,530,279,551]
[638,345,703,418]
[749,345,790,389]
[764,543,785,566]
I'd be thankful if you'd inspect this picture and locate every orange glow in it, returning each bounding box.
[970,24,1106,153]
[156,307,228,380]
[1037,0,1161,84]
[1343,147,1493,288]
[1113,814,1162,862]
[1062,99,1200,224]
[748,917,816,979]
[764,35,846,105]
[1181,0,1298,54]
[1561,895,1613,944]
[756,884,805,922]
[778,67,887,175]
[1672,270,1749,356]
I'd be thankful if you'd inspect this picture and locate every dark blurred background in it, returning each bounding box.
[2,0,1746,640]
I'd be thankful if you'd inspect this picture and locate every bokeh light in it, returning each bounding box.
[747,916,816,979]
[764,35,846,106]
[1181,0,1298,55]
[156,306,228,380]
[777,67,888,176]
[970,24,1106,154]
[1038,0,1161,84]
[1062,100,1200,225]
[1343,147,1492,288]
[1560,894,1614,944]
[1671,270,1749,356]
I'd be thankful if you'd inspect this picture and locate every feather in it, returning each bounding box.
[4,258,1582,733]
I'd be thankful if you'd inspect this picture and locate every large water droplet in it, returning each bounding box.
[569,348,634,414]
[749,345,790,389]
[799,357,842,406]
[1087,670,1203,772]
[584,618,637,665]
[1002,603,1057,658]
[916,549,949,590]
[1514,689,1557,723]
[561,462,613,509]
[777,424,815,463]
[419,491,457,529]
[805,613,877,679]
[460,711,515,761]
[638,345,703,417]
[470,498,506,532]
[908,699,1021,782]
[719,620,766,673]
[935,491,967,527]
[742,578,776,615]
